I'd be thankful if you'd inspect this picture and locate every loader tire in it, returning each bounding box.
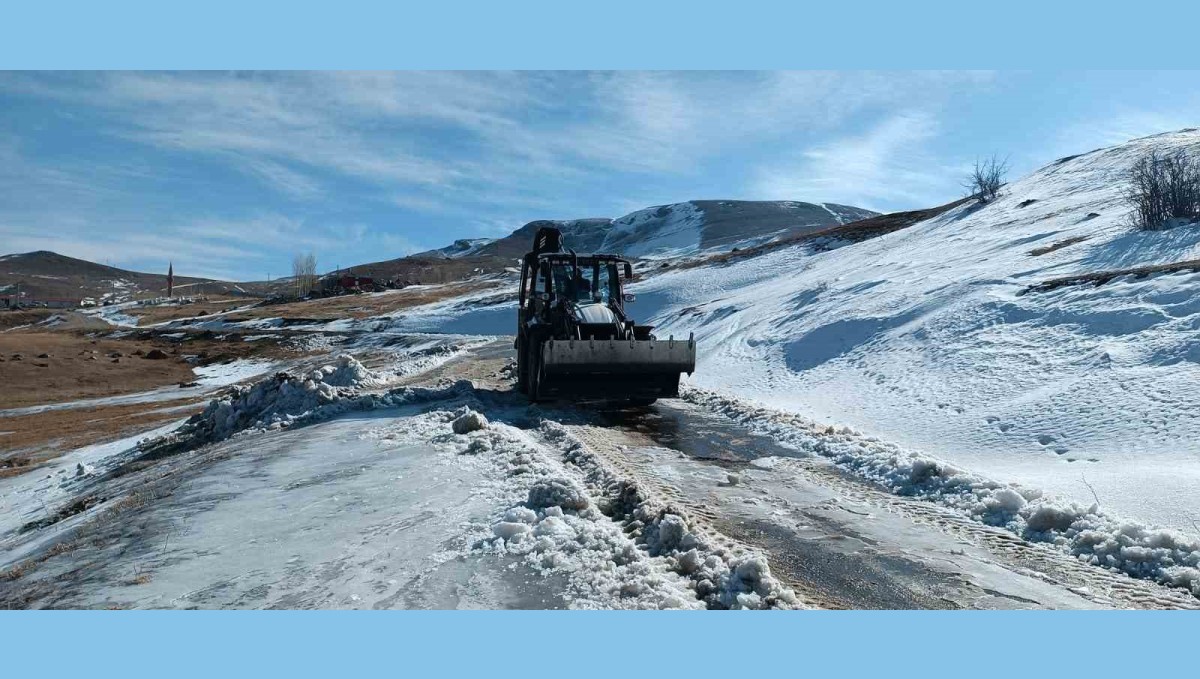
[516,337,528,394]
[527,342,545,403]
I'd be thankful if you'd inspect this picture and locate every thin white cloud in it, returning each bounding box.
[0,71,1005,278]
[2,71,995,205]
[751,111,956,210]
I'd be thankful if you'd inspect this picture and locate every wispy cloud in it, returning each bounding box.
[751,111,958,210]
[0,70,1013,278]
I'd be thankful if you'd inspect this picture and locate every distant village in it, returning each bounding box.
[2,261,423,311]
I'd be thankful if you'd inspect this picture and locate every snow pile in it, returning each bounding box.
[535,422,800,609]
[686,386,1200,597]
[422,406,703,609]
[181,361,365,442]
[145,355,471,451]
[385,395,798,609]
[451,409,488,434]
[316,354,381,387]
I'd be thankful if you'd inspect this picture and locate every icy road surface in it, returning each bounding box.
[3,340,1196,609]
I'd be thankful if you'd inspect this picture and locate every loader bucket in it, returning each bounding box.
[538,336,696,399]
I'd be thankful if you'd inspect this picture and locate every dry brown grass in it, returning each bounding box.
[1029,235,1092,256]
[1027,258,1200,293]
[0,399,206,477]
[0,332,195,409]
[220,280,496,323]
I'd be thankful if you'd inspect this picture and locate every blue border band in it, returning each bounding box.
[5,1,1200,68]
[3,610,1199,677]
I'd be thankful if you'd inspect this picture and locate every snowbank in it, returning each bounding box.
[530,422,800,609]
[685,386,1200,598]
[372,392,801,609]
[143,355,471,451]
[360,403,703,609]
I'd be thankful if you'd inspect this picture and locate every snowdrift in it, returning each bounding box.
[143,355,471,452]
[641,129,1200,533]
[687,387,1200,597]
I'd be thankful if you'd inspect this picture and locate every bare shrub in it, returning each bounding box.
[963,155,1008,203]
[1125,149,1200,231]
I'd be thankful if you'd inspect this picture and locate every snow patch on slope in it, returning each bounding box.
[600,202,705,259]
[642,129,1200,533]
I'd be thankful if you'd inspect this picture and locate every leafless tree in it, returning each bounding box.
[1124,149,1200,231]
[963,155,1009,203]
[292,252,318,298]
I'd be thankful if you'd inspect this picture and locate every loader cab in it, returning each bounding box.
[550,260,621,304]
[519,253,634,318]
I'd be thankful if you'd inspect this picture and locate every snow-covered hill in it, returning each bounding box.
[598,200,876,259]
[474,201,877,261]
[639,128,1200,533]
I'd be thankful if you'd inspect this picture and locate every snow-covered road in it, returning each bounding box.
[4,339,1196,609]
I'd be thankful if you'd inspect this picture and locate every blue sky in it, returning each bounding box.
[2,71,1199,281]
